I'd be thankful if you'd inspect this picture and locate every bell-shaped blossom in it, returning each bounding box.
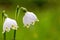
[23,11,39,28]
[2,18,18,33]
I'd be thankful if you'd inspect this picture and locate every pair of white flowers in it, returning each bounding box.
[2,11,39,33]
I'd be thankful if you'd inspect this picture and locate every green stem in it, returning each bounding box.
[14,30,16,40]
[14,5,19,40]
[15,5,19,20]
[14,6,27,40]
[2,10,6,40]
[17,7,27,17]
[4,32,6,40]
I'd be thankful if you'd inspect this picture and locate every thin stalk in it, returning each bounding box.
[4,32,6,40]
[2,10,6,40]
[14,6,27,40]
[14,30,16,40]
[17,7,27,17]
[15,5,19,20]
[14,5,19,40]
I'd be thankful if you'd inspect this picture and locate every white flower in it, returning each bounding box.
[2,18,18,33]
[23,11,39,28]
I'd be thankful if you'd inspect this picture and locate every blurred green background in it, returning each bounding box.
[0,0,60,40]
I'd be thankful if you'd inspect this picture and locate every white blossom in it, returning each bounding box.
[2,18,18,33]
[23,11,39,28]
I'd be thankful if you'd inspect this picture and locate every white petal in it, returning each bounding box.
[23,11,39,27]
[11,19,18,30]
[2,18,18,33]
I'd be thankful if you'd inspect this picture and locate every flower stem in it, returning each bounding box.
[14,30,16,40]
[4,32,6,40]
[15,5,19,20]
[14,5,19,40]
[17,7,27,17]
[2,10,6,40]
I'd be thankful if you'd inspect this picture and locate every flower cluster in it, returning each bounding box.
[2,5,39,40]
[2,7,39,33]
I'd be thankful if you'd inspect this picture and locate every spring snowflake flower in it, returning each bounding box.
[23,11,39,28]
[2,18,18,33]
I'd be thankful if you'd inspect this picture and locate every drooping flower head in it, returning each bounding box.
[2,18,18,33]
[23,11,39,28]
